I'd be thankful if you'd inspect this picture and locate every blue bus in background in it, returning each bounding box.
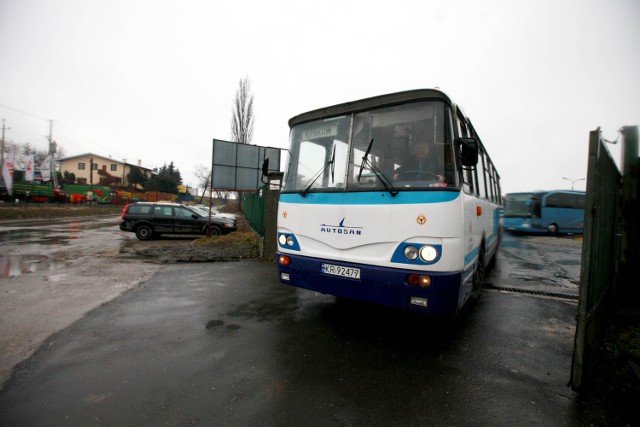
[503,190,586,235]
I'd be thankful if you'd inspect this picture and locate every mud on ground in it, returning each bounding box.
[118,235,261,263]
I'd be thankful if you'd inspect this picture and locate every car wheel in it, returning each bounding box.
[135,225,153,241]
[208,225,222,236]
[548,223,559,236]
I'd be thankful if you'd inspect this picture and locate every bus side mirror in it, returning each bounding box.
[457,138,479,167]
[260,158,270,184]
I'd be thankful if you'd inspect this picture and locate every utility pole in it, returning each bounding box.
[1,119,8,192]
[48,120,59,188]
[1,118,7,167]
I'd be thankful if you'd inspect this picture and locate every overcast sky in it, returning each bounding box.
[1,0,638,194]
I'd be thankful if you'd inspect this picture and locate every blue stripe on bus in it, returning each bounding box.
[487,233,497,248]
[464,246,479,266]
[280,191,460,205]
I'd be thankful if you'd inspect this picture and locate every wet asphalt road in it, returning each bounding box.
[0,215,123,275]
[0,230,601,425]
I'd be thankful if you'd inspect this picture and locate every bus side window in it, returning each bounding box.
[456,117,467,138]
[476,149,487,199]
[490,163,498,203]
[486,160,494,202]
[443,109,458,186]
[485,153,492,201]
[456,115,475,193]
[462,160,478,195]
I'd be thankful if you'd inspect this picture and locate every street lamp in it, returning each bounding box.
[562,177,585,190]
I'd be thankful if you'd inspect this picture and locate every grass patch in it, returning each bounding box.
[193,215,259,248]
[193,231,259,247]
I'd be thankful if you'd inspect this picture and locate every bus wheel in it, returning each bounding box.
[547,223,559,236]
[473,244,486,290]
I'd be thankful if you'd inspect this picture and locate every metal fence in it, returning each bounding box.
[242,188,266,236]
[242,185,280,261]
[571,126,639,390]
[570,129,621,389]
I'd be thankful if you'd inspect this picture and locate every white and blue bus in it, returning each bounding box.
[503,190,585,235]
[271,89,502,316]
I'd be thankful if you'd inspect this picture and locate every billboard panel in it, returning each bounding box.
[211,139,282,191]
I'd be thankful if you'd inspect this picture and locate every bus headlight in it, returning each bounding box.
[277,233,300,250]
[391,242,441,265]
[403,245,419,260]
[278,234,295,246]
[419,245,438,262]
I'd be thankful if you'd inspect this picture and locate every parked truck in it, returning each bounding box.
[11,182,67,203]
[3,180,179,205]
[64,184,113,204]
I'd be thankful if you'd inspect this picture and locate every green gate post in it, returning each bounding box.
[619,126,639,307]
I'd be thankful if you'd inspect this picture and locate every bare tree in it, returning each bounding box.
[230,76,255,209]
[193,164,211,203]
[231,76,254,145]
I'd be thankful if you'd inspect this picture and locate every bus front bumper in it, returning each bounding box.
[276,252,465,316]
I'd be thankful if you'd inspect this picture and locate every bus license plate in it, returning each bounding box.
[321,263,360,279]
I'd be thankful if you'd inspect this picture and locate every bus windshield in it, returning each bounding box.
[283,101,457,193]
[504,192,534,218]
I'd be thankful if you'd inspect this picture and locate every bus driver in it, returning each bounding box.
[392,139,443,182]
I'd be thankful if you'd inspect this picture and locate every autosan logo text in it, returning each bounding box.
[320,218,363,235]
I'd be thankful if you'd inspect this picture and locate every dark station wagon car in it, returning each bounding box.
[120,202,237,240]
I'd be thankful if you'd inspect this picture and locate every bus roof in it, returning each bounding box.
[288,89,455,128]
[505,190,586,196]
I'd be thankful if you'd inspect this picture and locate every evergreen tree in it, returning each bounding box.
[146,162,182,194]
[127,166,147,188]
[62,171,76,184]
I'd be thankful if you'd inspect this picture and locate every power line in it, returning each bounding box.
[0,104,50,122]
[2,104,139,169]
[0,106,96,156]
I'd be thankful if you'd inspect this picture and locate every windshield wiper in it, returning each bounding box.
[357,138,398,197]
[357,138,374,182]
[299,145,336,197]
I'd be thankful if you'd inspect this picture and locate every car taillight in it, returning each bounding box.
[121,204,129,219]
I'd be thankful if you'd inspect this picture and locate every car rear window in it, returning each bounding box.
[127,205,153,215]
[154,206,173,216]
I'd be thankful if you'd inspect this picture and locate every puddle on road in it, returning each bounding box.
[0,255,50,278]
[36,234,74,246]
[1,231,78,247]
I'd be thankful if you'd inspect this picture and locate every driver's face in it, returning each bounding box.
[414,143,429,158]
